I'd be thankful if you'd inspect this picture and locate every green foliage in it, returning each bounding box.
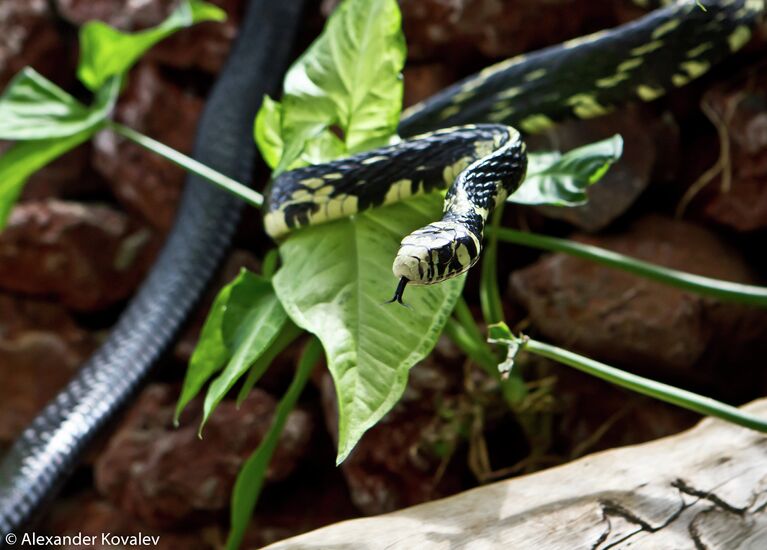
[77,0,225,91]
[273,193,465,462]
[235,322,303,406]
[509,135,623,206]
[252,0,625,464]
[255,0,405,173]
[0,70,121,230]
[254,0,467,464]
[0,68,120,140]
[253,96,284,170]
[0,132,93,228]
[226,338,322,550]
[175,270,288,430]
[0,0,223,231]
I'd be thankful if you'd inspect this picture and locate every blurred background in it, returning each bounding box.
[1,0,767,547]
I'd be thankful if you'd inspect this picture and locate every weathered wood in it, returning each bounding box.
[266,399,767,549]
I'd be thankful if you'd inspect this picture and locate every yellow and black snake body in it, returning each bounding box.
[264,0,764,303]
[264,124,527,301]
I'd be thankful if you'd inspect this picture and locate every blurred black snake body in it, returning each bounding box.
[0,0,762,536]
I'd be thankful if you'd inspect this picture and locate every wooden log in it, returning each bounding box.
[266,399,767,549]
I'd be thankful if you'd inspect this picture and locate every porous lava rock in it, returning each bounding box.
[94,384,313,527]
[0,200,158,311]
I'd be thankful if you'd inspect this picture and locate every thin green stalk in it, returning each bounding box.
[525,338,767,433]
[108,121,264,208]
[443,318,497,375]
[453,297,486,346]
[226,337,322,550]
[494,227,767,307]
[480,206,504,325]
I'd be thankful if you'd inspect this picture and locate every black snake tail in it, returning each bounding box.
[0,0,305,535]
[398,0,764,137]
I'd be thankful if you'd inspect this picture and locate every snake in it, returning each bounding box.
[0,0,762,537]
[264,124,527,303]
[265,0,764,304]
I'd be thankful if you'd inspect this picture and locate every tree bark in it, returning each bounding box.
[267,398,767,549]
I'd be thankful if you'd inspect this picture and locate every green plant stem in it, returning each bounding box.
[480,206,504,325]
[494,228,767,307]
[226,337,322,550]
[453,297,485,346]
[525,338,767,433]
[108,121,264,208]
[443,318,497,375]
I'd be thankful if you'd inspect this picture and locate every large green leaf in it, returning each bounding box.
[0,131,93,229]
[174,270,288,428]
[256,0,406,173]
[77,0,226,91]
[509,135,623,206]
[273,193,465,462]
[0,68,120,140]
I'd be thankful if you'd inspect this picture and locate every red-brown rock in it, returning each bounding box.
[530,106,679,231]
[149,0,244,74]
[509,215,767,381]
[20,143,96,201]
[0,294,95,441]
[402,63,456,108]
[396,0,624,62]
[54,0,175,29]
[0,1,63,88]
[93,63,203,230]
[56,0,242,74]
[0,200,158,311]
[94,384,313,527]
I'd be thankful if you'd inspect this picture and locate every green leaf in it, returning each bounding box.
[258,0,406,172]
[77,0,226,91]
[0,68,120,140]
[254,95,284,170]
[174,269,288,426]
[200,271,288,431]
[509,134,623,206]
[175,271,238,423]
[235,321,303,406]
[273,193,465,463]
[0,131,93,230]
[226,337,321,550]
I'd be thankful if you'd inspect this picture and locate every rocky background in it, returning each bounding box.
[1,0,766,548]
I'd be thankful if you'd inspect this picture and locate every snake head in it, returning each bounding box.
[393,220,481,285]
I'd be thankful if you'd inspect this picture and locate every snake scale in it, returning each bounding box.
[0,0,763,536]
